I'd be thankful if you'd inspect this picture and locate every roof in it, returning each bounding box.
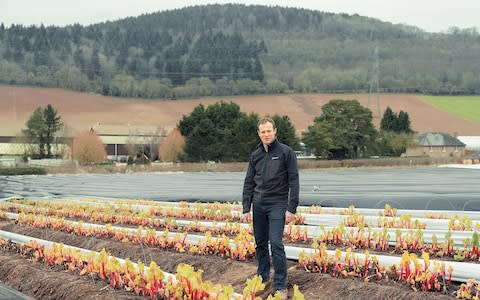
[416,132,466,147]
[457,136,480,151]
[90,123,175,136]
[0,123,25,137]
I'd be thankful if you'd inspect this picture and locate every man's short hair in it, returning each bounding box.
[257,117,276,129]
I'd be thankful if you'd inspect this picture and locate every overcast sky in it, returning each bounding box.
[0,0,479,33]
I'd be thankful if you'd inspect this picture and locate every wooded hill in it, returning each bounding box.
[1,4,479,99]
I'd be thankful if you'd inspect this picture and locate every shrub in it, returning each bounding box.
[0,167,46,175]
[159,128,185,162]
[72,130,107,165]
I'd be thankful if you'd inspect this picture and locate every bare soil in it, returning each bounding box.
[1,86,479,136]
[0,221,458,299]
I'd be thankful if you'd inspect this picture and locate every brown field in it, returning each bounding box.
[0,220,457,300]
[1,85,479,136]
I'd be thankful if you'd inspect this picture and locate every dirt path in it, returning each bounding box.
[0,221,458,299]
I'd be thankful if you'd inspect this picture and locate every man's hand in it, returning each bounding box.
[241,212,251,223]
[285,211,296,224]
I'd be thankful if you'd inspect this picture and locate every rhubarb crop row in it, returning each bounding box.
[4,199,480,263]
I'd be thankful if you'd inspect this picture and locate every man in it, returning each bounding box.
[241,117,299,299]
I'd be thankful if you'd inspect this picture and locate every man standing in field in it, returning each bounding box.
[241,117,299,299]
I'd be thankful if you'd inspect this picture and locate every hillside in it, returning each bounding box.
[1,4,480,99]
[1,86,479,137]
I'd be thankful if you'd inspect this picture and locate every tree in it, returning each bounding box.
[380,107,413,134]
[43,104,63,158]
[3,5,480,97]
[253,56,264,81]
[231,113,259,160]
[271,115,300,149]
[89,47,101,79]
[397,111,413,134]
[375,131,417,157]
[183,118,217,161]
[314,99,377,159]
[73,48,85,70]
[178,104,206,136]
[301,121,334,158]
[178,101,260,162]
[22,105,63,158]
[159,128,185,162]
[23,108,47,158]
[380,107,397,132]
[53,65,89,91]
[72,130,107,164]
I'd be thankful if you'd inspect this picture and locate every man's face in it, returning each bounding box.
[258,122,277,145]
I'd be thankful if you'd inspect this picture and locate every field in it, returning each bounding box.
[1,86,480,136]
[1,197,479,299]
[1,86,480,299]
[422,95,480,123]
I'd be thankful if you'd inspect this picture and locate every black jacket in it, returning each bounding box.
[242,138,299,214]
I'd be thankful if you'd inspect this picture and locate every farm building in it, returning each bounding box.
[0,138,71,166]
[0,126,25,158]
[0,123,175,164]
[0,125,72,165]
[406,132,466,158]
[88,123,174,162]
[457,136,480,151]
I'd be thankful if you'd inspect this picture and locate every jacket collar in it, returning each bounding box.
[259,138,279,152]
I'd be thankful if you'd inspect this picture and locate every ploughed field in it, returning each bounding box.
[1,197,479,299]
[1,86,480,136]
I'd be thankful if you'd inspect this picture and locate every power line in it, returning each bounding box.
[368,45,381,118]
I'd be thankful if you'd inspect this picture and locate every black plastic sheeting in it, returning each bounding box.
[0,282,33,300]
[1,167,479,211]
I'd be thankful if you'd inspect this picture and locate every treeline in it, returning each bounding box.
[1,4,480,98]
[19,101,414,162]
[178,101,414,162]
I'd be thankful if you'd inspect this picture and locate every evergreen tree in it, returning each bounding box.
[380,107,413,134]
[159,31,173,49]
[315,99,377,159]
[154,54,165,77]
[43,104,63,157]
[13,47,24,63]
[23,107,47,158]
[178,101,260,161]
[164,44,184,85]
[115,46,128,68]
[183,118,218,161]
[21,35,31,51]
[380,107,397,132]
[23,105,63,158]
[2,5,480,97]
[271,115,299,149]
[231,113,259,159]
[302,120,334,158]
[89,47,101,79]
[32,25,50,66]
[397,111,413,134]
[73,48,85,70]
[0,23,5,39]
[178,104,206,136]
[253,56,264,82]
[70,23,82,44]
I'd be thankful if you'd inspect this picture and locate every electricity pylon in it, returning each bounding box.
[368,46,381,118]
